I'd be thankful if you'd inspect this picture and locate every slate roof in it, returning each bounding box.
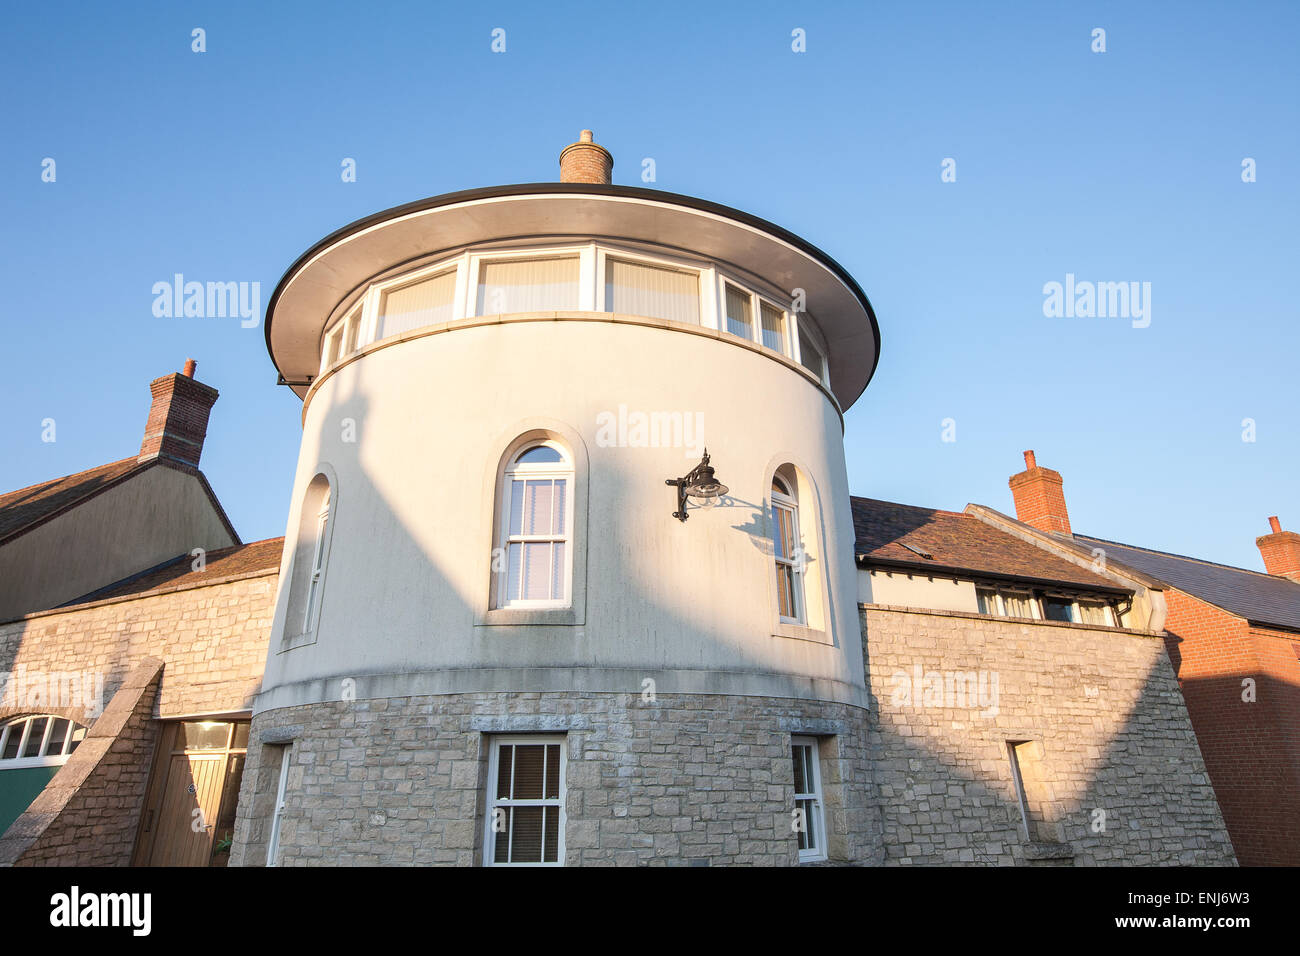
[68,537,285,605]
[0,457,145,543]
[851,496,1127,593]
[1071,533,1300,632]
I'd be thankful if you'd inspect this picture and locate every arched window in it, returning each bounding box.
[496,442,573,607]
[770,471,806,625]
[0,715,87,767]
[285,473,333,642]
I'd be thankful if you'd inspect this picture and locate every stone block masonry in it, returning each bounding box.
[862,604,1236,865]
[231,692,876,867]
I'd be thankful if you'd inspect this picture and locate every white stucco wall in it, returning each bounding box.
[858,569,979,613]
[0,464,237,620]
[256,316,866,712]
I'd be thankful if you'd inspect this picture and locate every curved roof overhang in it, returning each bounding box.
[264,183,881,408]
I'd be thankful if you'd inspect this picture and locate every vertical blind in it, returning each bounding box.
[760,302,787,354]
[379,270,456,339]
[604,259,700,324]
[477,257,579,314]
[725,284,752,339]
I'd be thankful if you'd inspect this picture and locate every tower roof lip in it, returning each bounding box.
[264,182,882,408]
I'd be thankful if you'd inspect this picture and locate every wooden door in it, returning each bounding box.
[133,720,248,866]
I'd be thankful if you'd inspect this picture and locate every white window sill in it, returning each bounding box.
[772,622,831,644]
[476,607,582,627]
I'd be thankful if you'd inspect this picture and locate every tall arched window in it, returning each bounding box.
[771,472,806,625]
[284,473,333,643]
[497,442,573,608]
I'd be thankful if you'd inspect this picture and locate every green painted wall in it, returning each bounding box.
[0,766,59,836]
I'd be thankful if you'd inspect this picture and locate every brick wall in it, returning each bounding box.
[231,692,875,867]
[1162,587,1300,865]
[863,604,1236,865]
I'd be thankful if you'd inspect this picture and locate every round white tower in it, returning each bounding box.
[234,132,882,866]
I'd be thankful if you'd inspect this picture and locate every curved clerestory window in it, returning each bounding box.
[316,244,830,389]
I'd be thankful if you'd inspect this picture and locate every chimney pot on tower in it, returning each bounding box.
[182,358,197,378]
[559,129,613,185]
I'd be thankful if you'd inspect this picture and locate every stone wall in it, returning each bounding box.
[862,604,1236,865]
[0,570,277,724]
[231,692,875,867]
[0,658,162,866]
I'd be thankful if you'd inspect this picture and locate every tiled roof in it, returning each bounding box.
[67,537,285,604]
[1072,533,1300,632]
[0,458,145,543]
[851,496,1126,592]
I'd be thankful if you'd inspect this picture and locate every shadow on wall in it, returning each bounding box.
[863,612,1238,866]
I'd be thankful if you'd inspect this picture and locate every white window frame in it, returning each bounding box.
[466,245,590,317]
[483,735,567,867]
[266,745,292,867]
[791,311,829,386]
[594,243,708,324]
[771,477,807,626]
[302,497,331,634]
[367,255,465,344]
[496,441,575,609]
[791,736,827,863]
[0,715,86,770]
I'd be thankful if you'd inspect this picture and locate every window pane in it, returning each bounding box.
[605,259,700,324]
[776,565,795,619]
[67,725,86,754]
[797,798,816,850]
[724,285,752,339]
[798,323,825,380]
[180,721,230,751]
[343,314,360,355]
[543,806,559,863]
[477,257,579,314]
[760,303,787,354]
[508,480,525,536]
[496,745,514,800]
[46,718,70,756]
[21,718,48,758]
[1079,601,1110,625]
[771,504,793,560]
[545,744,561,799]
[1043,598,1073,622]
[511,745,546,800]
[510,807,544,863]
[524,480,555,535]
[551,542,566,600]
[506,543,522,601]
[379,270,456,338]
[552,479,567,534]
[521,543,553,600]
[792,745,809,794]
[516,445,564,465]
[976,588,997,615]
[2,723,25,759]
[231,723,250,750]
[494,808,511,861]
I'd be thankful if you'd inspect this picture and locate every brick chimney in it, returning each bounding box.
[559,129,612,184]
[1256,516,1300,582]
[1009,450,1072,536]
[138,359,219,469]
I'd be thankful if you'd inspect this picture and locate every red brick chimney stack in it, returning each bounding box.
[138,360,219,469]
[559,129,613,185]
[1256,516,1300,581]
[1009,449,1073,536]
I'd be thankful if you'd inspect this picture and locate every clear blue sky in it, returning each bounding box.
[2,1,1296,572]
